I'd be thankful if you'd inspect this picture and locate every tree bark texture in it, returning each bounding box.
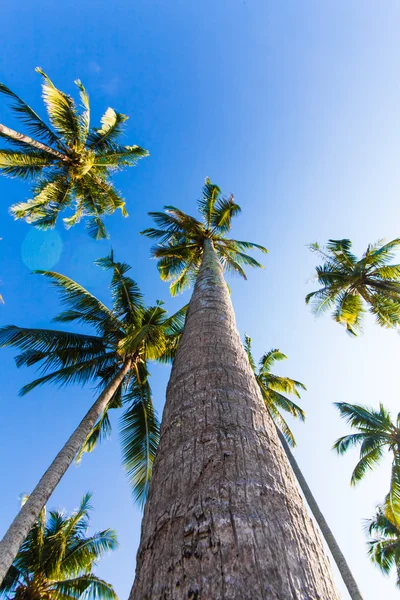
[0,360,131,586]
[276,429,363,600]
[0,124,67,159]
[130,240,341,600]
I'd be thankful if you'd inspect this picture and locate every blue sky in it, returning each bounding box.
[1,1,400,598]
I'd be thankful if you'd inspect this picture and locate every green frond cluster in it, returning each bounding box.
[244,335,306,447]
[141,177,267,295]
[0,494,118,600]
[0,69,148,238]
[0,252,187,506]
[307,238,400,335]
[366,500,400,587]
[334,402,400,523]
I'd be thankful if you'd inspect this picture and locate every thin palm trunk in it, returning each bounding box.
[0,359,131,585]
[0,124,67,160]
[130,239,340,599]
[276,428,363,600]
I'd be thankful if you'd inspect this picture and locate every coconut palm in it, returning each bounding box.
[0,252,185,585]
[244,335,305,446]
[334,402,400,518]
[366,502,400,587]
[0,68,148,238]
[1,493,118,600]
[244,335,363,600]
[128,179,341,599]
[306,238,400,335]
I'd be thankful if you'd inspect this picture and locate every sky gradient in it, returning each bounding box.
[1,2,400,598]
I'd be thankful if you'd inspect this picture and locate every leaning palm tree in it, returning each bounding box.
[0,69,148,238]
[128,178,341,599]
[366,502,400,588]
[0,252,185,585]
[334,402,400,517]
[1,493,118,600]
[306,238,400,335]
[245,335,363,600]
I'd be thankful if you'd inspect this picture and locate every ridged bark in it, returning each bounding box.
[276,428,363,600]
[130,240,340,600]
[0,359,131,585]
[0,124,67,159]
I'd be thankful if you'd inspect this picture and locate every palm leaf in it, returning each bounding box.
[0,81,61,147]
[120,379,160,508]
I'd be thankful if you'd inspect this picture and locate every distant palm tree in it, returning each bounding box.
[366,502,400,587]
[0,69,148,238]
[245,336,363,600]
[334,402,400,518]
[0,493,118,600]
[244,335,305,446]
[0,252,185,585]
[306,238,400,335]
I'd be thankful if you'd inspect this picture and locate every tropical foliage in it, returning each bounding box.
[306,238,400,335]
[0,69,148,238]
[366,502,400,587]
[0,493,118,600]
[0,252,186,505]
[141,177,267,295]
[244,335,306,446]
[334,402,400,517]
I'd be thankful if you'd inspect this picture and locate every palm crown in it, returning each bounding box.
[141,177,268,295]
[0,493,118,600]
[0,253,186,505]
[0,68,148,239]
[366,502,400,587]
[334,402,400,517]
[244,335,306,446]
[306,238,400,335]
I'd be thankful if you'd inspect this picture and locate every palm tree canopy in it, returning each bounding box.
[366,501,400,587]
[334,402,400,517]
[141,177,268,295]
[244,334,306,447]
[0,493,118,600]
[0,252,186,506]
[0,69,148,239]
[306,238,400,335]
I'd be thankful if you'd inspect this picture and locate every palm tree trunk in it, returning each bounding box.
[276,427,363,600]
[129,239,340,600]
[0,124,67,160]
[0,359,131,585]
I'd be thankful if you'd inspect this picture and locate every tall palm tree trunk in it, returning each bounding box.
[276,428,363,600]
[0,124,67,159]
[0,359,131,585]
[129,239,340,600]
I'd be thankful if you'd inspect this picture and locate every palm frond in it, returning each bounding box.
[36,68,80,144]
[95,251,144,321]
[0,149,53,180]
[0,81,61,147]
[35,271,121,335]
[120,380,160,508]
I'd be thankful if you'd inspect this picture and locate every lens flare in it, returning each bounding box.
[21,229,62,271]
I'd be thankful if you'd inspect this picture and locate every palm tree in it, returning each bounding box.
[245,336,363,600]
[0,252,185,585]
[366,502,400,588]
[306,238,400,335]
[243,335,305,446]
[128,178,340,599]
[0,69,148,238]
[334,402,400,517]
[1,493,118,600]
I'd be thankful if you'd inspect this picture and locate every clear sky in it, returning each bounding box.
[0,1,399,598]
